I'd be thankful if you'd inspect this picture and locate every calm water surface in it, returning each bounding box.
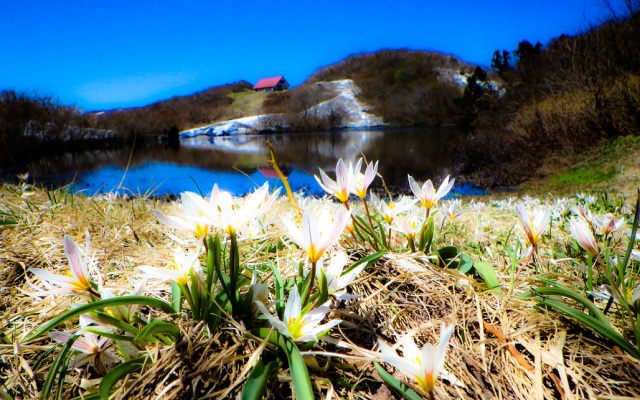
[12,127,483,197]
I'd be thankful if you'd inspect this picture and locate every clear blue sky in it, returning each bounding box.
[1,0,628,111]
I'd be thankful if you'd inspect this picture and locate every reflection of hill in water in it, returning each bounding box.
[17,127,466,190]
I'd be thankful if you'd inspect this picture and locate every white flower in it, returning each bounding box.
[29,235,95,296]
[568,218,599,256]
[138,247,202,287]
[408,175,454,212]
[49,317,118,375]
[377,324,455,394]
[515,204,550,252]
[371,193,417,224]
[585,195,598,204]
[571,204,593,223]
[254,286,342,342]
[470,201,487,212]
[318,252,366,301]
[593,213,625,237]
[351,159,378,199]
[280,208,351,263]
[203,183,280,235]
[391,214,422,241]
[315,158,361,203]
[153,191,213,239]
[441,199,464,221]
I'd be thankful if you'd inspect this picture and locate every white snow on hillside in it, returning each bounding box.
[179,79,384,138]
[434,68,504,95]
[308,80,385,128]
[180,115,266,138]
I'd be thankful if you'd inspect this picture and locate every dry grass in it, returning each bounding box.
[228,91,273,115]
[1,183,640,399]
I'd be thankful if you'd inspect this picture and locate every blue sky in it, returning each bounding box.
[1,0,628,111]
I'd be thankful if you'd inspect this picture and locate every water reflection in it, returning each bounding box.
[71,164,326,197]
[9,127,483,197]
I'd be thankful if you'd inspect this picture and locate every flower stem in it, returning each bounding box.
[267,140,301,221]
[408,236,416,253]
[303,261,317,308]
[229,231,239,301]
[363,197,374,229]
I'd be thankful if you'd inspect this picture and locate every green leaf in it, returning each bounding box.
[343,251,384,276]
[90,311,140,336]
[298,268,314,309]
[619,189,639,288]
[213,244,235,313]
[98,356,148,400]
[277,335,314,399]
[207,234,222,292]
[458,253,474,274]
[375,218,389,250]
[0,388,14,400]
[268,262,285,318]
[188,175,204,197]
[374,362,424,400]
[534,278,611,326]
[354,215,382,250]
[133,321,181,344]
[318,269,329,306]
[0,218,17,227]
[241,359,282,400]
[55,340,74,400]
[189,268,201,320]
[419,216,434,253]
[172,279,182,313]
[474,261,501,294]
[82,328,135,343]
[31,344,57,372]
[535,297,640,360]
[41,335,79,400]
[437,246,459,265]
[24,296,176,342]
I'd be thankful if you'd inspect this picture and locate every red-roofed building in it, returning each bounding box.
[253,76,290,92]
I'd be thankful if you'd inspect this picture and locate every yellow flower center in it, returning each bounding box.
[336,191,350,203]
[308,244,321,263]
[287,316,308,339]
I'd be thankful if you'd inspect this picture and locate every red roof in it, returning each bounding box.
[253,76,285,90]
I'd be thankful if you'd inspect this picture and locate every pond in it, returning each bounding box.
[7,127,484,197]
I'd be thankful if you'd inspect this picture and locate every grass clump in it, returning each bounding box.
[549,165,618,186]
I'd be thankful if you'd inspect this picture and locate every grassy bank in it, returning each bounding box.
[502,135,640,199]
[1,161,640,399]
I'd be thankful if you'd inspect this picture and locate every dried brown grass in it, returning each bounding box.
[1,184,640,399]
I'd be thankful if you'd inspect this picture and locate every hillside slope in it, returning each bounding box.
[180,79,385,137]
[308,49,477,126]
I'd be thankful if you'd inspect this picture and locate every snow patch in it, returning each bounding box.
[179,79,384,138]
[308,80,385,128]
[180,115,266,138]
[434,68,505,96]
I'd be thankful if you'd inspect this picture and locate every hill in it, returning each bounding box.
[88,49,478,137]
[93,81,254,136]
[455,7,640,186]
[307,49,476,126]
